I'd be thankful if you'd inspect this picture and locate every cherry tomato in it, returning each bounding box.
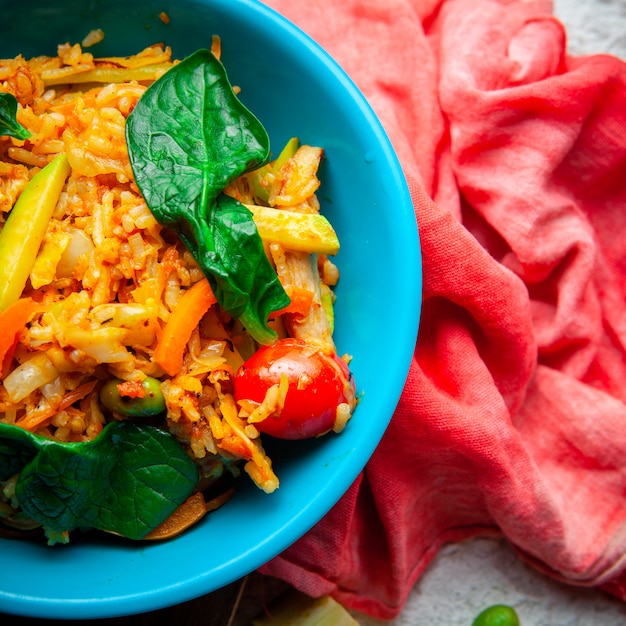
[233,338,355,440]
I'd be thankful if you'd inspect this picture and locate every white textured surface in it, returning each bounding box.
[354,538,626,625]
[554,0,626,58]
[354,2,626,625]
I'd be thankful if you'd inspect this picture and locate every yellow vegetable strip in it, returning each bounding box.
[245,203,339,255]
[0,153,71,311]
[272,136,300,172]
[41,63,174,87]
[96,49,172,69]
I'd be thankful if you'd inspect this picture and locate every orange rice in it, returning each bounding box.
[0,41,343,499]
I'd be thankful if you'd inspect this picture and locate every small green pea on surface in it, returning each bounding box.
[472,604,520,626]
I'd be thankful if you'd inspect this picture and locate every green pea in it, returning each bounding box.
[100,377,166,418]
[472,604,520,626]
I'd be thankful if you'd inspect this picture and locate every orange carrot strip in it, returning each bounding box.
[153,278,217,376]
[0,297,36,377]
[274,285,314,318]
[16,379,98,432]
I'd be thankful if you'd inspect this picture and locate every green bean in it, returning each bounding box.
[100,377,166,418]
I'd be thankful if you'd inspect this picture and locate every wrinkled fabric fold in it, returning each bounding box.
[259,0,626,619]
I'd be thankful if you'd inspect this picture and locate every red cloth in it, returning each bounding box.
[259,0,626,619]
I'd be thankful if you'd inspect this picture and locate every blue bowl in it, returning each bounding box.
[0,0,421,619]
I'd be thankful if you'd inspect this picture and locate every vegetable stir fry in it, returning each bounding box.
[0,40,356,544]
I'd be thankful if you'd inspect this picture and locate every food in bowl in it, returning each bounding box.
[0,38,357,544]
[0,1,419,619]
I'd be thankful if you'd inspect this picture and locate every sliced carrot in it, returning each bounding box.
[153,278,217,376]
[274,285,314,318]
[0,297,36,377]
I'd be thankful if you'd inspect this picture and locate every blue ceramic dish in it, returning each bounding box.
[0,0,421,619]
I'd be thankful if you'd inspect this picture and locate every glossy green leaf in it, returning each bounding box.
[126,49,289,344]
[0,92,31,140]
[0,423,39,481]
[0,421,198,540]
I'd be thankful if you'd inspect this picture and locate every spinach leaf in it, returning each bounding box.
[0,423,38,481]
[0,421,198,540]
[0,92,31,140]
[126,49,289,345]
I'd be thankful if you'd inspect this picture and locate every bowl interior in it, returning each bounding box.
[0,0,422,619]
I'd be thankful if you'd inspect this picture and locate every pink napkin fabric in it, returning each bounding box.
[259,0,626,619]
